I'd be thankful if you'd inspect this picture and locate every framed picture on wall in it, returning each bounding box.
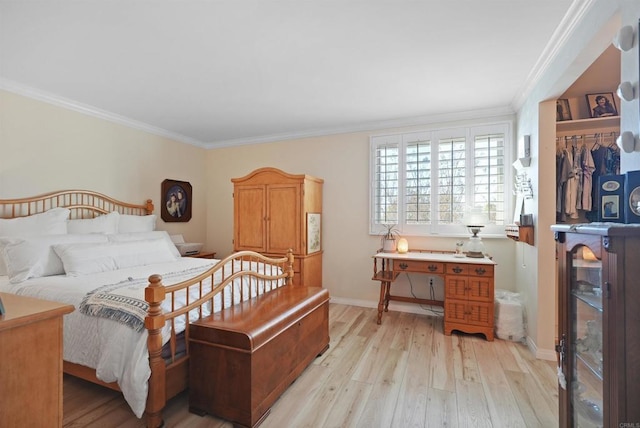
[161,179,192,222]
[306,213,321,253]
[586,92,618,118]
[556,99,572,121]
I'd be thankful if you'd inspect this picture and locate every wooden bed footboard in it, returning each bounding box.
[144,249,295,428]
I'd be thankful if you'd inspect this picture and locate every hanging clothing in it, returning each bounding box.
[565,147,579,219]
[556,148,573,222]
[556,133,619,223]
[581,144,595,211]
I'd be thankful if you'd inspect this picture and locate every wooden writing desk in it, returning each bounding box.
[372,251,497,341]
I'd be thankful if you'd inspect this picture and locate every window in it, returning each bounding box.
[370,122,511,237]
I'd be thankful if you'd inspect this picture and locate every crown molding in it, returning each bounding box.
[203,106,515,149]
[2,77,513,150]
[510,0,598,111]
[0,78,208,148]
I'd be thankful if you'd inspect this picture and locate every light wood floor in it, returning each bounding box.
[63,303,559,427]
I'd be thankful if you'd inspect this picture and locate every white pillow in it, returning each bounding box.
[53,238,178,276]
[118,214,157,233]
[0,208,70,275]
[67,211,120,234]
[0,207,69,237]
[0,234,109,283]
[107,231,182,259]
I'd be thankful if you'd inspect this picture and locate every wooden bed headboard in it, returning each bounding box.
[0,190,154,219]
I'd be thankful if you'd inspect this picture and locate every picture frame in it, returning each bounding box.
[601,195,620,220]
[598,175,624,223]
[586,92,618,118]
[161,179,192,222]
[306,213,321,253]
[556,99,572,121]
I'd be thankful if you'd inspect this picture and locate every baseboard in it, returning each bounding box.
[526,335,557,361]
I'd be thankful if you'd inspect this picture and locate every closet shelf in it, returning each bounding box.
[556,116,620,133]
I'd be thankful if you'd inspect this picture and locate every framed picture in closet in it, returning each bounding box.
[586,92,618,118]
[556,99,572,121]
[598,175,624,223]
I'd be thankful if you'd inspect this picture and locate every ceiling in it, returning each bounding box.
[0,1,577,149]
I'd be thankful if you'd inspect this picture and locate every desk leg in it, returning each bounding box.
[384,281,391,312]
[376,281,387,324]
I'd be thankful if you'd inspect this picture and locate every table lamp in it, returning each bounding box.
[464,209,489,258]
[397,237,409,253]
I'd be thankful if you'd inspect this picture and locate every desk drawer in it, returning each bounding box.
[394,260,444,274]
[445,264,494,277]
[468,264,493,277]
[445,264,469,275]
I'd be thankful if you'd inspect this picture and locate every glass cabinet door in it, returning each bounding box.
[569,245,603,427]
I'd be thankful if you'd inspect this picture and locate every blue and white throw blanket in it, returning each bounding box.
[79,265,211,332]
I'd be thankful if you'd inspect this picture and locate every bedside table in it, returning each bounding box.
[0,293,74,427]
[187,251,216,259]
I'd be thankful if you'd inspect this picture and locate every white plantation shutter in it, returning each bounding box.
[437,137,466,225]
[372,135,400,226]
[404,134,431,225]
[473,132,505,226]
[370,122,511,237]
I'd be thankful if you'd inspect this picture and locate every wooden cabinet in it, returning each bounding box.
[443,263,495,341]
[552,224,640,427]
[232,168,323,287]
[0,292,74,428]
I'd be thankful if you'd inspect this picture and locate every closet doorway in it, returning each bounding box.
[555,46,621,224]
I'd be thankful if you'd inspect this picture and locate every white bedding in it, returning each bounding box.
[0,256,284,418]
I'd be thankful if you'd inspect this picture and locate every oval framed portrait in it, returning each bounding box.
[629,186,640,217]
[161,179,192,222]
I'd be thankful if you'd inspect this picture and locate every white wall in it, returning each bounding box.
[204,121,519,313]
[0,90,209,242]
[0,87,520,314]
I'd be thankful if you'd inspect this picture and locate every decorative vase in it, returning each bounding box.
[382,238,396,252]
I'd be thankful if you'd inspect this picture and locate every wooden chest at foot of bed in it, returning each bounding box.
[188,286,330,428]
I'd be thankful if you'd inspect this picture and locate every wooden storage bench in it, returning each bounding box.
[188,285,330,428]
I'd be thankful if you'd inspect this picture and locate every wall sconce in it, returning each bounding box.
[396,238,409,254]
[613,25,634,52]
[616,131,636,153]
[512,157,530,171]
[512,135,531,170]
[617,81,635,101]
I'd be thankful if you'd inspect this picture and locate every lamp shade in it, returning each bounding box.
[397,238,409,253]
[463,208,489,227]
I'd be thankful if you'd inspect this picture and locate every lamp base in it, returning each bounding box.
[466,250,485,258]
[465,234,485,258]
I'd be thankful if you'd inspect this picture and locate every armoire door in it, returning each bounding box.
[234,185,267,252]
[266,183,301,254]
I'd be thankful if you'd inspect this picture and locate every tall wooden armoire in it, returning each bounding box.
[232,167,323,287]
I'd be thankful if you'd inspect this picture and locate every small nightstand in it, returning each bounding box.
[187,251,216,259]
[0,293,74,427]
